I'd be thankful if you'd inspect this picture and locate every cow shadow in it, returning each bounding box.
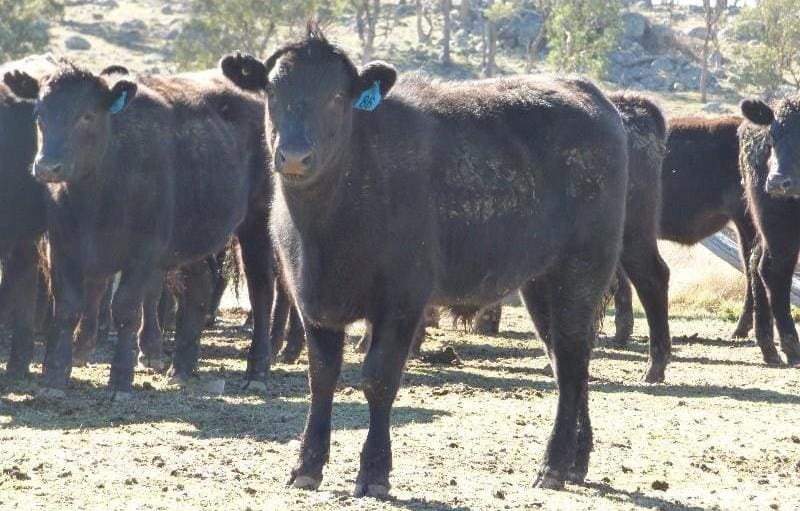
[583,481,706,511]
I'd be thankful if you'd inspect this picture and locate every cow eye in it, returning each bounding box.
[81,113,96,123]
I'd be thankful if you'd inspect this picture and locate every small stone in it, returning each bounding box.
[65,36,91,51]
[449,478,457,486]
[244,487,257,495]
[493,489,505,499]
[125,477,138,485]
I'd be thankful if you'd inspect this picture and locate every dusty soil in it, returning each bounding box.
[1,305,798,510]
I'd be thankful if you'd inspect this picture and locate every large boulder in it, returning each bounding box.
[623,12,648,40]
[498,9,544,48]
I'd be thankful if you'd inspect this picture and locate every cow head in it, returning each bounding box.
[7,61,137,184]
[221,23,397,186]
[742,97,800,198]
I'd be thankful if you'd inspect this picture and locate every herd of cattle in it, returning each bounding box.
[2,23,800,496]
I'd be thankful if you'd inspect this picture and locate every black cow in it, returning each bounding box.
[4,61,275,398]
[739,97,800,366]
[614,115,762,344]
[0,56,54,378]
[222,25,628,494]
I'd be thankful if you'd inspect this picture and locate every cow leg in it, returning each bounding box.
[533,251,611,490]
[279,304,306,363]
[612,266,634,346]
[750,244,780,364]
[73,278,110,366]
[356,322,373,354]
[758,241,800,366]
[732,217,758,338]
[521,278,554,374]
[238,207,274,386]
[40,249,82,395]
[621,244,671,383]
[96,280,113,346]
[167,261,213,382]
[269,279,291,358]
[205,251,228,327]
[288,324,345,490]
[354,301,426,498]
[474,302,502,335]
[108,265,162,397]
[5,241,40,378]
[138,271,166,371]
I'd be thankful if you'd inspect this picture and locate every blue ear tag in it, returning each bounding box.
[354,81,382,112]
[109,90,127,114]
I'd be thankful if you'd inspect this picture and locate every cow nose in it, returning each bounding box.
[766,173,795,196]
[33,158,63,182]
[277,147,314,176]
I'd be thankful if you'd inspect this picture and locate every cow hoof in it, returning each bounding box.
[787,355,800,367]
[354,482,390,499]
[278,350,301,364]
[243,380,267,393]
[72,354,90,367]
[111,391,133,404]
[290,475,321,490]
[533,468,565,490]
[567,468,588,485]
[762,352,784,366]
[36,387,66,400]
[611,335,630,348]
[138,357,166,372]
[540,363,554,378]
[166,374,188,387]
[643,366,666,384]
[731,326,750,339]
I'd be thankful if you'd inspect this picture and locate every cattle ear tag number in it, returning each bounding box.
[354,81,381,112]
[110,90,127,114]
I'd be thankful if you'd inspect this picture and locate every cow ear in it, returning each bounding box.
[107,80,137,114]
[220,52,267,91]
[3,70,40,100]
[741,99,775,126]
[100,65,129,77]
[353,61,397,112]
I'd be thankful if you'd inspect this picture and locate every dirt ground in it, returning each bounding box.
[1,302,799,511]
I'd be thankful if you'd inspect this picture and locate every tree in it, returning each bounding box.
[700,0,726,103]
[729,0,800,93]
[0,0,63,61]
[525,0,553,73]
[545,0,623,78]
[482,0,518,77]
[174,0,335,71]
[352,0,381,63]
[441,0,452,65]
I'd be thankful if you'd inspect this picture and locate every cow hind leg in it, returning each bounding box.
[167,261,213,383]
[612,266,634,346]
[73,278,110,366]
[279,304,306,363]
[138,272,166,371]
[532,250,613,490]
[621,245,671,383]
[732,218,758,338]
[750,244,781,364]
